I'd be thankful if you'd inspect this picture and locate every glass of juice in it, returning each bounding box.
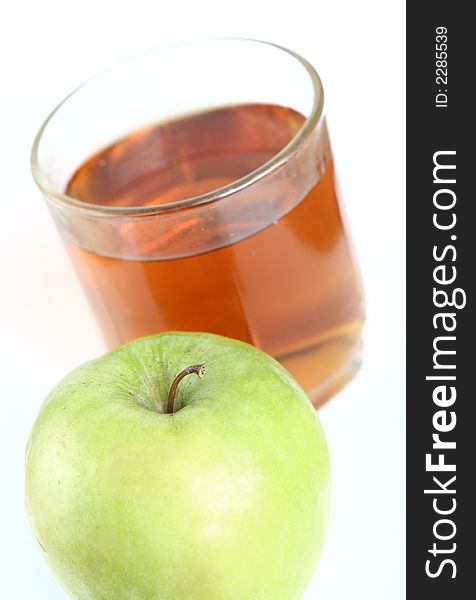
[31,39,364,408]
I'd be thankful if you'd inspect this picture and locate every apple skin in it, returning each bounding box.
[25,332,330,600]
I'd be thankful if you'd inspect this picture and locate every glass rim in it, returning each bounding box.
[30,38,325,217]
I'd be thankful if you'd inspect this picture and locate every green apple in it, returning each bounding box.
[25,332,330,600]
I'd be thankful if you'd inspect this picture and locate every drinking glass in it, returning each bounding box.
[31,39,364,408]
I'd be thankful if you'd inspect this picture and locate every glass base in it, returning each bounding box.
[278,320,363,410]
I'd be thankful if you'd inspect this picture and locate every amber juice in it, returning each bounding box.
[64,104,363,407]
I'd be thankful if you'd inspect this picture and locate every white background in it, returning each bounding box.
[0,1,405,598]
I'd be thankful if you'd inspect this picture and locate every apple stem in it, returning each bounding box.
[166,364,206,414]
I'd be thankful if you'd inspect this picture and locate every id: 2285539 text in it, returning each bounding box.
[435,26,448,108]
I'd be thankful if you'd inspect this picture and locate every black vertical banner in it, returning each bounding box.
[407,2,475,598]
